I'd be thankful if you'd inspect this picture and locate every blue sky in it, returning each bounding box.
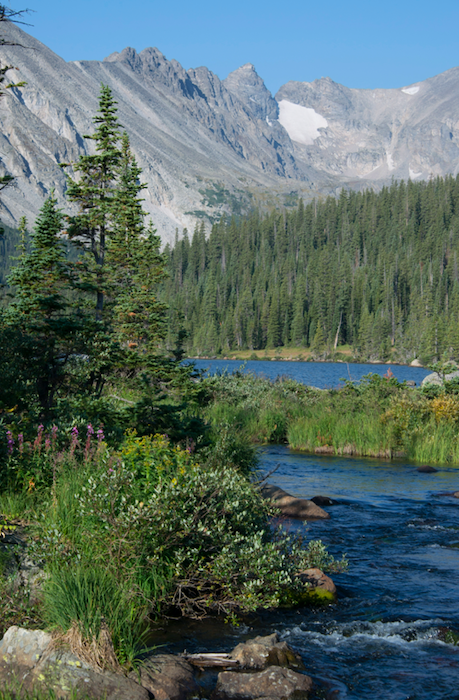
[26,0,459,94]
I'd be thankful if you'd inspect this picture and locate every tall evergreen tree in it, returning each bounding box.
[6,194,82,417]
[64,84,122,321]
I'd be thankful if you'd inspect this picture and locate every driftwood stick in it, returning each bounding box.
[182,652,239,668]
[256,462,281,486]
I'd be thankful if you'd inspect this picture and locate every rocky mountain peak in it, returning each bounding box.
[224,62,278,121]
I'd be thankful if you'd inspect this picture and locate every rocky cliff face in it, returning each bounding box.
[0,22,458,242]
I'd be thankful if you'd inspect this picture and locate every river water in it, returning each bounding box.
[157,362,459,698]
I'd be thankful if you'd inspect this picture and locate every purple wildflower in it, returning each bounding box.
[18,433,23,455]
[6,430,14,455]
[34,424,44,454]
[45,436,51,451]
[97,426,105,443]
[70,426,79,457]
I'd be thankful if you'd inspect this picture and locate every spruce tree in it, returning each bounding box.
[6,194,81,417]
[64,84,122,321]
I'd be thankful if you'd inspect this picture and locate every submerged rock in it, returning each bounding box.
[310,495,339,506]
[261,483,330,520]
[211,666,313,699]
[229,633,304,670]
[417,465,438,473]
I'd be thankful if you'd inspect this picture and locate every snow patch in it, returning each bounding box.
[409,168,423,179]
[386,153,395,171]
[277,100,328,145]
[266,116,273,127]
[402,86,420,95]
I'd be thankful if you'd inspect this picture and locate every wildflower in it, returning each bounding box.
[34,424,44,454]
[70,426,79,457]
[97,426,105,443]
[45,436,51,451]
[51,425,58,446]
[84,424,94,461]
[18,433,24,455]
[6,430,14,455]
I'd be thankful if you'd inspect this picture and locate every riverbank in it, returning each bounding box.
[200,367,459,466]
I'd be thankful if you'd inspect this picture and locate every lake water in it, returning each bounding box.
[188,359,431,388]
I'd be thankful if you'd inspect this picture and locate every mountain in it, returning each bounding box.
[0,22,458,242]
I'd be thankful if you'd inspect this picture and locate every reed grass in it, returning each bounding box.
[287,409,392,457]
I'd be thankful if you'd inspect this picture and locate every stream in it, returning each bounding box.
[152,447,459,699]
[153,362,458,698]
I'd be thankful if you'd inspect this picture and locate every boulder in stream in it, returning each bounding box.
[229,633,304,670]
[211,666,313,700]
[453,492,459,499]
[417,465,438,473]
[129,654,198,700]
[297,568,337,604]
[261,484,330,520]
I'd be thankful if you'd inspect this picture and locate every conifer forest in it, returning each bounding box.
[162,176,459,363]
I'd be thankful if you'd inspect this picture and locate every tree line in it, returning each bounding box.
[162,176,459,363]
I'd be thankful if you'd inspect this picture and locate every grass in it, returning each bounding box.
[287,409,393,457]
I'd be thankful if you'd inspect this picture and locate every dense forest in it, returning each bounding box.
[162,175,459,363]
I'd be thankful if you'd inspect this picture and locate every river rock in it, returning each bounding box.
[417,465,438,473]
[211,666,313,700]
[261,484,330,520]
[453,491,459,498]
[310,495,339,506]
[129,654,198,700]
[229,633,304,671]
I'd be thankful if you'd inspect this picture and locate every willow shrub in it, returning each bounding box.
[35,432,343,662]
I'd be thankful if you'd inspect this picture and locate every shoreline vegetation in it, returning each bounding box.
[200,364,459,465]
[186,345,424,366]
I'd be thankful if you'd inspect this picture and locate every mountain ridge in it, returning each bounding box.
[0,22,458,242]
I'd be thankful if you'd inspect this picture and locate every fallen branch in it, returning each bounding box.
[182,652,239,668]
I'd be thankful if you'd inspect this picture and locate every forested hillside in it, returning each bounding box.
[162,176,459,363]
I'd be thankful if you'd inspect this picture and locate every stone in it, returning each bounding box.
[416,465,438,473]
[211,666,313,700]
[0,626,52,670]
[0,627,150,700]
[453,491,459,498]
[421,370,459,387]
[310,495,339,506]
[129,653,198,700]
[229,633,304,671]
[261,484,330,520]
[32,650,150,700]
[297,568,337,604]
[410,359,423,367]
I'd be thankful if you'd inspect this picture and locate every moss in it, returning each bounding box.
[280,585,336,608]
